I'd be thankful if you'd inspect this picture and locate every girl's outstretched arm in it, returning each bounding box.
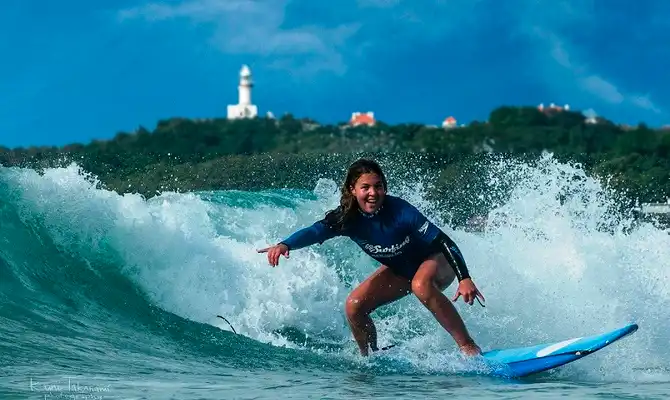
[279,220,340,250]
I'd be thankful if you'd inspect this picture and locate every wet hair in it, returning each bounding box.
[325,158,388,231]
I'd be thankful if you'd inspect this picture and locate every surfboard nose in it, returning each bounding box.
[482,322,640,378]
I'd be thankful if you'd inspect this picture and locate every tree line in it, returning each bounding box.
[1,105,668,226]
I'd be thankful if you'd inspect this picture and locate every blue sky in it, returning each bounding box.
[1,0,669,148]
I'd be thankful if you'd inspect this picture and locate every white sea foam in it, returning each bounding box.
[3,155,668,382]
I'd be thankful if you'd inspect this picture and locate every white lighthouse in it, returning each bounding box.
[227,65,258,119]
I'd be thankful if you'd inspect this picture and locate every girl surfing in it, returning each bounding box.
[258,158,485,356]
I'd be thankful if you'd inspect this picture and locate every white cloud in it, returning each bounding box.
[117,0,359,76]
[527,19,662,115]
[631,95,662,114]
[116,0,664,115]
[580,75,624,104]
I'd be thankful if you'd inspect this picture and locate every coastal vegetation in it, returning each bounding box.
[1,106,668,226]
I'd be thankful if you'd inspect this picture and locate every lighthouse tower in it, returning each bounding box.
[227,65,258,119]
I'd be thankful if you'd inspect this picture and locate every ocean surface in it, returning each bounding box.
[1,155,669,399]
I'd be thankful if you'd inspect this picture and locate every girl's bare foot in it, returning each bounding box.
[460,342,482,356]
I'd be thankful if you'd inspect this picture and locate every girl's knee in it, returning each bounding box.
[345,294,367,319]
[411,278,432,303]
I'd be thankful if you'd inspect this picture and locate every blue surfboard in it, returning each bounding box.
[481,322,639,378]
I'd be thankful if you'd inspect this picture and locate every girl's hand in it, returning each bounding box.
[452,278,486,307]
[257,244,289,267]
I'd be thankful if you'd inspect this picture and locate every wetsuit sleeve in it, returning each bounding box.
[279,208,342,250]
[431,231,471,281]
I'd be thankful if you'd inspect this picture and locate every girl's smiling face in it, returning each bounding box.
[350,173,386,214]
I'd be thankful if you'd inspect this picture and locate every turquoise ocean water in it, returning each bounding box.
[1,156,669,399]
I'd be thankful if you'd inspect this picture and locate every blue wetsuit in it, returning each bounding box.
[280,195,471,281]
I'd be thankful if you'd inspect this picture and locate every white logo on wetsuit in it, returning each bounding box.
[363,235,411,257]
[418,221,429,235]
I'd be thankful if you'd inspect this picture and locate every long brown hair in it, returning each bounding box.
[326,158,388,231]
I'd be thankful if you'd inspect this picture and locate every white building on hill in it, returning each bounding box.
[538,103,570,112]
[583,108,598,124]
[227,65,258,119]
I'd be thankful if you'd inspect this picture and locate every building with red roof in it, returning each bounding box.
[350,112,376,127]
[442,116,457,128]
